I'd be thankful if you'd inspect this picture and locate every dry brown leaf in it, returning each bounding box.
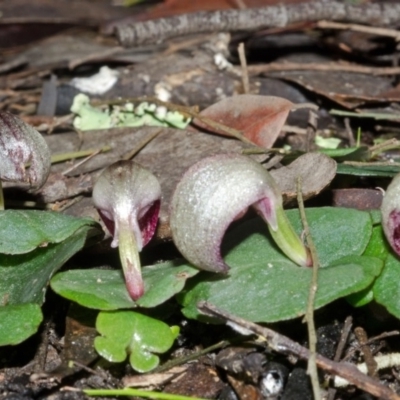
[270,152,337,203]
[194,94,293,148]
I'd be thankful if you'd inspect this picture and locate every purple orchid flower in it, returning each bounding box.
[92,160,161,300]
[170,153,311,273]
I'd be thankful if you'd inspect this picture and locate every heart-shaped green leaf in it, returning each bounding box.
[373,251,400,318]
[0,303,42,346]
[0,226,95,305]
[180,207,380,322]
[50,261,199,310]
[347,225,390,308]
[95,311,178,372]
[0,210,97,254]
[0,211,101,346]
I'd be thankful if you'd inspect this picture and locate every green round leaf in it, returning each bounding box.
[95,311,177,372]
[51,261,199,310]
[363,225,389,259]
[346,286,374,307]
[0,226,93,305]
[0,304,42,346]
[180,207,379,322]
[374,252,400,318]
[181,255,382,322]
[0,210,97,255]
[286,207,372,267]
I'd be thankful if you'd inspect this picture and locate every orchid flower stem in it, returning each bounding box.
[0,181,4,210]
[297,176,320,400]
[118,220,143,300]
[266,206,311,267]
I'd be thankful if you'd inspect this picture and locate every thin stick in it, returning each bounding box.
[335,353,400,388]
[51,147,111,165]
[317,20,400,41]
[245,62,400,76]
[305,110,318,153]
[152,340,229,373]
[238,42,250,94]
[334,317,353,363]
[61,149,103,176]
[121,128,162,161]
[197,302,400,400]
[344,118,356,147]
[115,1,400,47]
[297,176,320,399]
[327,316,353,400]
[354,327,378,377]
[330,109,400,120]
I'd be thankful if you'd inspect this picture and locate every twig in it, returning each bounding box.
[152,340,229,373]
[344,118,356,147]
[335,317,353,362]
[297,176,320,399]
[61,148,105,176]
[305,110,318,153]
[67,360,104,377]
[334,353,400,388]
[344,161,400,167]
[116,1,400,47]
[354,327,378,378]
[197,302,400,400]
[245,62,400,76]
[121,128,163,161]
[370,139,400,159]
[327,316,353,400]
[368,331,400,343]
[238,42,250,94]
[343,330,400,362]
[330,109,400,120]
[51,147,111,165]
[317,20,400,41]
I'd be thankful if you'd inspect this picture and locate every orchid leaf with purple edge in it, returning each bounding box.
[92,160,161,301]
[0,112,51,208]
[170,153,311,274]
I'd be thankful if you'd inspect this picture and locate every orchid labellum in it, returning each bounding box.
[92,160,161,300]
[170,153,311,273]
[381,173,400,256]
